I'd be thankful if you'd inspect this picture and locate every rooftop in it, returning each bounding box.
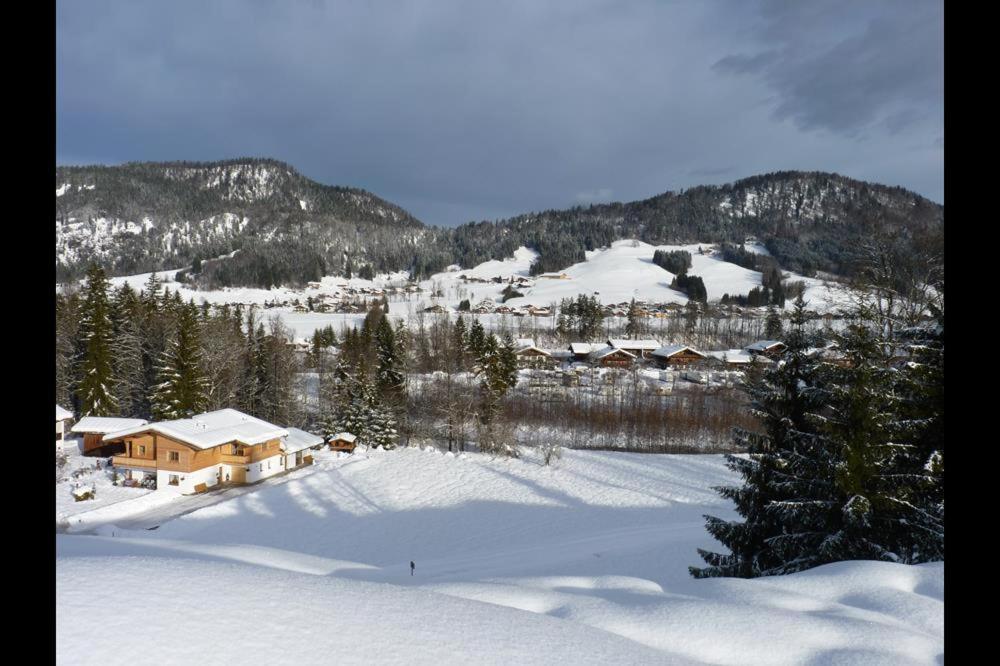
[72,416,149,434]
[103,408,288,450]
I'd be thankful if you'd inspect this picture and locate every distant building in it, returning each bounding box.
[650,344,708,368]
[607,338,661,359]
[588,346,636,368]
[745,340,787,357]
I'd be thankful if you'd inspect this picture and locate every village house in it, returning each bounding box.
[745,340,788,358]
[56,405,73,450]
[588,346,636,368]
[608,338,661,359]
[514,339,554,368]
[651,344,708,368]
[72,417,149,456]
[103,409,291,494]
[705,349,773,369]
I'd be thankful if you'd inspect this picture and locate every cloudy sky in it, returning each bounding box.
[57,0,943,226]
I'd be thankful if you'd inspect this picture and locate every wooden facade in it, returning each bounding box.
[593,349,634,368]
[329,438,357,452]
[655,350,705,367]
[109,431,283,477]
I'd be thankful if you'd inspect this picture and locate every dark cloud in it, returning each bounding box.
[57,1,943,227]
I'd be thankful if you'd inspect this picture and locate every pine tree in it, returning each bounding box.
[375,315,404,405]
[77,265,118,416]
[765,306,783,339]
[151,301,209,420]
[625,298,643,338]
[691,295,822,578]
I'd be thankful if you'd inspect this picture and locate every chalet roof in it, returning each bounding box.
[515,346,551,357]
[56,405,73,422]
[282,427,324,453]
[516,338,535,349]
[330,432,357,443]
[72,416,149,434]
[652,344,707,359]
[589,346,636,361]
[705,349,751,364]
[570,342,602,355]
[102,408,288,450]
[745,340,786,353]
[608,338,660,350]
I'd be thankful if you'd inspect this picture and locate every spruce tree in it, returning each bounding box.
[691,295,822,578]
[151,301,209,420]
[77,264,118,416]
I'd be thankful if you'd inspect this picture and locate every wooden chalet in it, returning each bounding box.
[102,409,290,494]
[650,344,708,368]
[328,432,358,453]
[607,338,661,359]
[72,417,149,456]
[745,340,787,358]
[515,339,554,368]
[588,346,636,368]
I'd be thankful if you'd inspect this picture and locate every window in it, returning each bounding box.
[169,475,179,486]
[267,460,271,470]
[139,445,146,455]
[259,464,263,472]
[169,451,179,462]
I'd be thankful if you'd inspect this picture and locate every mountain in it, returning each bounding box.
[56,158,429,285]
[446,171,943,279]
[56,161,943,287]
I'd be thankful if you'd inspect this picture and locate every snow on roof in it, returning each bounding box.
[103,409,288,450]
[515,346,551,357]
[56,405,73,422]
[746,340,786,352]
[705,350,753,364]
[282,427,324,453]
[608,339,660,350]
[516,338,535,349]
[589,346,636,361]
[330,432,357,443]
[570,342,602,354]
[72,417,149,434]
[652,344,706,358]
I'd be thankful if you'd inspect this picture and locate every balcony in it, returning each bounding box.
[219,453,251,464]
[111,455,157,470]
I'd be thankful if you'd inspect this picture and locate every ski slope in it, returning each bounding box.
[56,448,942,664]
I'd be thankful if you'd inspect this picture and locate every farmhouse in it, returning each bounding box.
[282,427,323,470]
[608,338,661,359]
[72,417,150,456]
[705,349,773,368]
[56,405,73,450]
[328,432,358,452]
[103,409,289,494]
[745,340,787,357]
[651,344,708,368]
[588,346,636,368]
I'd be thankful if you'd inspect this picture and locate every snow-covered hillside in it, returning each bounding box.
[57,448,943,664]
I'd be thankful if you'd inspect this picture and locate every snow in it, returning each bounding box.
[56,183,71,197]
[56,404,73,421]
[653,344,705,358]
[71,416,148,434]
[283,427,324,453]
[104,408,287,450]
[57,447,942,664]
[609,338,660,350]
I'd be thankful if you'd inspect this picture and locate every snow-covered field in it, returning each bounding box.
[59,240,854,341]
[56,447,942,665]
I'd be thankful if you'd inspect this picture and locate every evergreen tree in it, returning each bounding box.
[765,306,783,339]
[625,298,643,338]
[691,295,822,578]
[77,265,118,416]
[150,301,209,420]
